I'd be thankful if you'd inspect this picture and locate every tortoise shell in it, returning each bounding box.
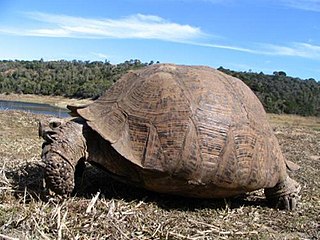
[75,64,288,198]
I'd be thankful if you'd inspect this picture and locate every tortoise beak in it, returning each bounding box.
[38,118,64,142]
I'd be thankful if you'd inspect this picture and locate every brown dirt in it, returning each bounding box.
[0,109,319,239]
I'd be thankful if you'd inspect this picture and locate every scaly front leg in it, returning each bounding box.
[264,176,301,210]
[39,118,88,196]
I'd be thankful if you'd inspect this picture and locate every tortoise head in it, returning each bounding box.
[39,117,88,196]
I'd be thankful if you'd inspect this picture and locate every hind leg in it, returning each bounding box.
[264,176,301,210]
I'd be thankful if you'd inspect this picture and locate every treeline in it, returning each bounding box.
[218,67,320,116]
[0,59,319,116]
[0,59,154,99]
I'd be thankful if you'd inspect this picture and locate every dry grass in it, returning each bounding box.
[0,109,319,239]
[268,113,320,130]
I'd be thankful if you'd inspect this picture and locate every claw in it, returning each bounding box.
[277,194,298,210]
[290,197,297,210]
[283,196,290,210]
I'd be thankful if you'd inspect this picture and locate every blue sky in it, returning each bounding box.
[0,0,319,80]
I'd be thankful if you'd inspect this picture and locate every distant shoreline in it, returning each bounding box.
[0,93,93,109]
[0,93,319,129]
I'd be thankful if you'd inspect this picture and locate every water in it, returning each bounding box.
[0,100,70,118]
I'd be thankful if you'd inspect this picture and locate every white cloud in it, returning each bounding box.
[186,41,260,54]
[91,52,109,59]
[6,12,205,42]
[258,42,320,59]
[278,0,320,12]
[28,28,71,37]
[1,11,320,60]
[183,40,320,60]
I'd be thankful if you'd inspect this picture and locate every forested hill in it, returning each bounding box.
[218,67,320,117]
[0,59,319,116]
[0,59,152,99]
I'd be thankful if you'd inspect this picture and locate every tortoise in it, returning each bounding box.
[39,64,301,210]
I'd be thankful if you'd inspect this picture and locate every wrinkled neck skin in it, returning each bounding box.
[40,117,88,196]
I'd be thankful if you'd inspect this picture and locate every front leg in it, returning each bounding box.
[39,118,88,196]
[264,176,301,210]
